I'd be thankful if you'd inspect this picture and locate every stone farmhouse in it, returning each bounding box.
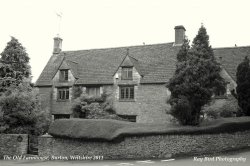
[35,25,250,123]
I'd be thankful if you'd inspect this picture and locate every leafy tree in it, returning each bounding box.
[167,25,226,125]
[0,80,50,135]
[236,56,250,115]
[0,37,31,92]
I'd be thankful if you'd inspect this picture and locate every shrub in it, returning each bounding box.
[71,91,125,121]
[205,108,220,119]
[220,98,238,117]
[48,117,250,141]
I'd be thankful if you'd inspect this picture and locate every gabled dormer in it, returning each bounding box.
[52,58,78,87]
[114,49,142,83]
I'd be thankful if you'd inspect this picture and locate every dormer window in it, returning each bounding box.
[59,69,68,81]
[121,67,133,80]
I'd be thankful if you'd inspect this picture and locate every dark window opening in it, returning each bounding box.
[120,86,134,100]
[86,87,100,96]
[59,70,69,81]
[54,114,70,120]
[121,67,133,80]
[58,88,70,100]
[118,115,136,122]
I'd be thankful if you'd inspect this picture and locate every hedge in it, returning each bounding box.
[48,117,250,141]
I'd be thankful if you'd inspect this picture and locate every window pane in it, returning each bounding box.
[58,88,69,100]
[66,89,69,99]
[87,87,100,96]
[59,91,62,99]
[62,91,65,99]
[121,88,125,99]
[125,88,129,98]
[128,70,132,79]
[121,67,133,80]
[65,70,68,80]
[59,70,69,81]
[130,87,134,99]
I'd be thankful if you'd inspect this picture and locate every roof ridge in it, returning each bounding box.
[62,42,174,53]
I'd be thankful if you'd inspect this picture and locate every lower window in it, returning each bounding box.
[57,88,69,100]
[118,115,136,122]
[86,86,100,96]
[120,86,134,100]
[54,114,70,120]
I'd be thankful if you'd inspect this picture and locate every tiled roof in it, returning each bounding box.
[214,46,250,81]
[36,42,180,86]
[36,42,250,86]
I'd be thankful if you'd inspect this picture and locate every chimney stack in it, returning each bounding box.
[174,25,186,46]
[53,37,63,54]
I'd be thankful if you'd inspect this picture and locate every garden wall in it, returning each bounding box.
[38,130,250,159]
[0,134,28,158]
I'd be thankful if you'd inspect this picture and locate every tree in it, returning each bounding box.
[167,25,226,125]
[0,37,31,92]
[0,80,50,135]
[236,56,250,115]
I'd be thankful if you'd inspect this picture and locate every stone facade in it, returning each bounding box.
[38,62,172,123]
[0,134,28,158]
[38,130,250,160]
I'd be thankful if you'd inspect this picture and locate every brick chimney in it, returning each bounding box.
[53,37,63,54]
[174,25,186,46]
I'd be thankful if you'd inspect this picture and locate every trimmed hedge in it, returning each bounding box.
[48,117,250,141]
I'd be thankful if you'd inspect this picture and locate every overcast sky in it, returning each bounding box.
[0,0,250,82]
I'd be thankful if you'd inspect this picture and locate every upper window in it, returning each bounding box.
[86,87,100,96]
[58,88,69,100]
[59,70,68,81]
[121,67,133,80]
[120,86,134,100]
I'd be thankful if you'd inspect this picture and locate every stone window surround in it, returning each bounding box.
[119,86,135,101]
[121,67,133,80]
[59,69,69,82]
[57,87,70,101]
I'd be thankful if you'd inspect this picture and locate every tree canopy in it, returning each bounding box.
[236,56,250,116]
[0,37,31,92]
[167,25,226,125]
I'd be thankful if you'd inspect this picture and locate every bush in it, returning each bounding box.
[71,91,125,121]
[0,83,50,135]
[205,108,220,119]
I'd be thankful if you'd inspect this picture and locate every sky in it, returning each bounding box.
[0,0,250,82]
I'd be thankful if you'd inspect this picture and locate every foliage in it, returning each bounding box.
[71,90,125,121]
[236,56,250,116]
[167,25,226,125]
[72,86,83,99]
[176,37,190,62]
[0,81,50,135]
[0,37,31,93]
[202,96,239,120]
[205,108,220,119]
[48,117,250,141]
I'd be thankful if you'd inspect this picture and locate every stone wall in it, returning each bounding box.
[38,87,52,113]
[51,69,75,115]
[112,83,171,123]
[0,134,28,158]
[38,130,250,160]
